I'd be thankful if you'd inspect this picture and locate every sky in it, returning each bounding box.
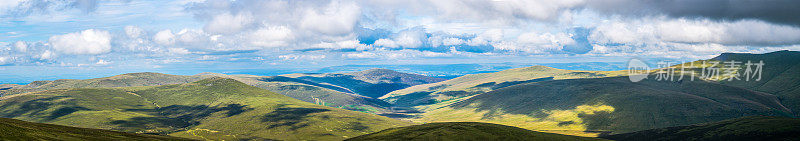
[1,0,800,83]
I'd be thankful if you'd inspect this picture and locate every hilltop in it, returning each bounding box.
[0,72,210,96]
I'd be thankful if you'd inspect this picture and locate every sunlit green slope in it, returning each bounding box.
[0,77,411,140]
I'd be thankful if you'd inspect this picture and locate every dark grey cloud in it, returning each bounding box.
[587,0,800,26]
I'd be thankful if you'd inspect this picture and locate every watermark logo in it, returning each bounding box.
[627,58,649,82]
[627,59,764,82]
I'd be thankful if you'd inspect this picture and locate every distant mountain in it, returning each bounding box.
[281,68,446,98]
[0,72,210,96]
[199,73,392,114]
[600,116,800,141]
[0,117,192,140]
[381,66,626,108]
[0,77,411,140]
[346,122,606,141]
[412,76,792,136]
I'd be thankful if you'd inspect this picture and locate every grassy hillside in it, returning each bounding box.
[281,68,446,98]
[199,73,392,114]
[0,117,192,140]
[0,77,411,140]
[0,72,209,97]
[601,116,800,141]
[381,66,626,108]
[412,76,792,137]
[694,50,800,116]
[346,122,607,141]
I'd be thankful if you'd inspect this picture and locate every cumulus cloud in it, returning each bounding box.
[204,12,255,34]
[299,1,361,35]
[248,26,294,48]
[49,29,111,55]
[153,29,175,45]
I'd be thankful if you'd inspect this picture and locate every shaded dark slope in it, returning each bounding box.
[446,76,792,134]
[601,116,800,141]
[346,122,606,141]
[709,50,800,116]
[0,117,193,141]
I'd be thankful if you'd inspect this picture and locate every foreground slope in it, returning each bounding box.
[0,77,411,140]
[0,72,209,96]
[346,122,606,141]
[414,76,792,136]
[601,116,800,141]
[0,117,192,140]
[281,68,446,98]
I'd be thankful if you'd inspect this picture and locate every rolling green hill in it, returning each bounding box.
[600,116,800,141]
[0,72,210,97]
[380,66,626,110]
[346,122,607,141]
[0,77,411,140]
[0,117,193,140]
[199,73,392,114]
[281,68,446,98]
[411,76,792,137]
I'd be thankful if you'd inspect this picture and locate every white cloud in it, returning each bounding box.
[168,48,191,55]
[124,26,146,38]
[204,12,254,34]
[279,54,326,60]
[39,50,55,60]
[299,1,361,35]
[49,29,111,55]
[13,41,26,52]
[153,29,175,45]
[373,39,398,48]
[248,26,294,48]
[95,59,110,65]
[0,56,12,65]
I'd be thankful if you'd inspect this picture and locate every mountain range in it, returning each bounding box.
[0,51,799,140]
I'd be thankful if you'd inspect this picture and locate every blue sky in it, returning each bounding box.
[1,0,800,83]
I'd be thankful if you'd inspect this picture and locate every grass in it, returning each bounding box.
[381,66,627,107]
[346,122,608,141]
[0,77,412,141]
[0,117,193,140]
[411,76,793,137]
[601,116,800,141]
[200,73,394,114]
